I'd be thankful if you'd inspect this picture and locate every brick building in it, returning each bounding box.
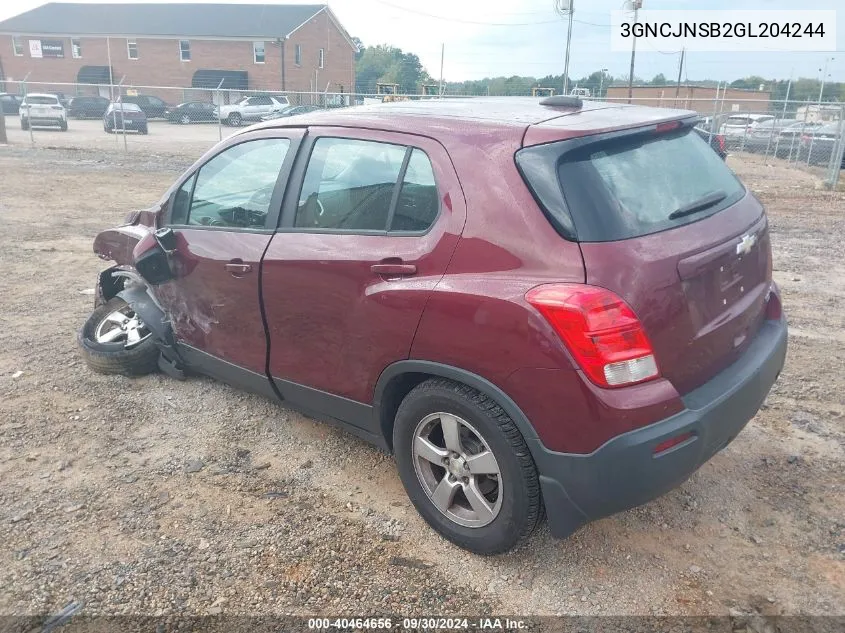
[0,2,356,103]
[604,85,772,115]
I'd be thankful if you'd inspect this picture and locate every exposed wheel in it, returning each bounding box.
[179,114,191,125]
[227,112,242,126]
[21,118,29,130]
[78,297,159,376]
[393,378,542,555]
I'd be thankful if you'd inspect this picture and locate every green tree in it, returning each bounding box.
[354,44,432,94]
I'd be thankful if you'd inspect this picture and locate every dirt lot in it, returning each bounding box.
[0,138,843,621]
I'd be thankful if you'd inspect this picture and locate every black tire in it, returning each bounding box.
[227,112,242,126]
[21,118,28,130]
[59,121,68,131]
[179,114,191,125]
[78,298,159,376]
[393,378,542,555]
[140,126,148,135]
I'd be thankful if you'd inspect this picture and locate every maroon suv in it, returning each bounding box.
[79,97,787,554]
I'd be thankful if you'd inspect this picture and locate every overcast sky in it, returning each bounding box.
[1,0,843,83]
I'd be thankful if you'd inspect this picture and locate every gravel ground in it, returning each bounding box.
[0,143,843,623]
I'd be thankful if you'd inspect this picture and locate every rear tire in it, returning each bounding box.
[140,126,148,135]
[78,298,159,376]
[179,114,191,125]
[20,118,28,130]
[59,121,68,131]
[393,378,543,555]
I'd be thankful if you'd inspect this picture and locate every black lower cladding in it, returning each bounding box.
[533,316,788,539]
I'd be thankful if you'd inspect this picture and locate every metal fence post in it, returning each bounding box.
[825,106,845,190]
[216,78,224,142]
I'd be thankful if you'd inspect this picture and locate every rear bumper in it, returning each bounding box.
[532,315,788,538]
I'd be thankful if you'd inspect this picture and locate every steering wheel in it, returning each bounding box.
[248,185,274,210]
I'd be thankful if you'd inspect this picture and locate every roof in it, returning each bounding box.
[0,3,328,39]
[251,97,697,146]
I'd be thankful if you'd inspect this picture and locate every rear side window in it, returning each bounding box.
[391,149,438,232]
[517,127,745,242]
[296,138,406,231]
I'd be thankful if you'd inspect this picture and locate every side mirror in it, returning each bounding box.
[132,229,176,285]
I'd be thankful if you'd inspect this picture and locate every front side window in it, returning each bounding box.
[253,40,265,64]
[12,36,24,56]
[296,138,407,231]
[179,40,191,61]
[294,43,302,66]
[127,39,138,59]
[171,138,290,228]
[71,38,82,58]
[318,48,324,69]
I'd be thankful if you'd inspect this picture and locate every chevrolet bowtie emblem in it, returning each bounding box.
[736,233,757,256]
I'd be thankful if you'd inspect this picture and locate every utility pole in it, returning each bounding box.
[674,48,685,105]
[626,0,642,104]
[598,68,608,100]
[817,56,834,103]
[554,1,575,95]
[439,43,444,96]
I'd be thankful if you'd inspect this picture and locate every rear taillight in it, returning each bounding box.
[717,134,726,152]
[765,284,782,320]
[525,284,660,388]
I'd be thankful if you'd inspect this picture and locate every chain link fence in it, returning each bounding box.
[2,79,843,190]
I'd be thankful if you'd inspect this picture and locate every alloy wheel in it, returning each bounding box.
[94,305,152,349]
[412,412,503,528]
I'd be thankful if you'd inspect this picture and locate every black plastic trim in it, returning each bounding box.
[373,361,540,452]
[532,316,788,539]
[177,343,280,401]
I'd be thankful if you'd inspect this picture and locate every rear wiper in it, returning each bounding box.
[668,190,727,220]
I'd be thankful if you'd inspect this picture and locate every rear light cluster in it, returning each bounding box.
[526,284,660,388]
[716,134,726,152]
[765,285,782,320]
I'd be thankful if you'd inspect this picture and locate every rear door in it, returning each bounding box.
[261,127,466,406]
[520,123,771,394]
[154,128,303,375]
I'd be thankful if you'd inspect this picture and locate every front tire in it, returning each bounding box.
[227,112,242,126]
[179,114,191,125]
[78,298,159,376]
[59,120,68,131]
[393,378,542,555]
[21,118,29,130]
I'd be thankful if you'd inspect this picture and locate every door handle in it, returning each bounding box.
[371,263,417,276]
[225,261,252,276]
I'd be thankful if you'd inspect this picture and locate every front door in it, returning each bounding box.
[155,129,303,376]
[261,128,466,412]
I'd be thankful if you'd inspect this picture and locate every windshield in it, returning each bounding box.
[112,103,142,112]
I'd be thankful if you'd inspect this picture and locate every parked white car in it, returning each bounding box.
[218,94,290,126]
[720,113,775,138]
[20,93,68,131]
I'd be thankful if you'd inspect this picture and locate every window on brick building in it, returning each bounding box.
[253,41,265,64]
[295,44,302,66]
[127,39,138,60]
[71,38,82,58]
[12,36,24,56]
[179,40,191,62]
[318,48,324,69]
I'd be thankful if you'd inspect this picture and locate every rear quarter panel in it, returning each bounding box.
[409,122,591,450]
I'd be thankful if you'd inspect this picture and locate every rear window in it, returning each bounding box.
[24,96,59,105]
[517,126,746,242]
